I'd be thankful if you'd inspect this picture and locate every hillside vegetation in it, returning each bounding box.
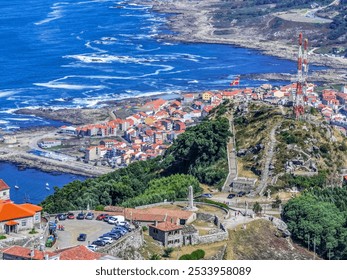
[233,102,347,190]
[40,117,231,213]
[283,188,347,259]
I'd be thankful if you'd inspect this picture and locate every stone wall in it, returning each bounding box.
[97,229,144,260]
[208,244,227,260]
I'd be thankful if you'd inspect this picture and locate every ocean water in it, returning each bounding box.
[0,0,324,203]
[0,0,324,131]
[0,162,86,204]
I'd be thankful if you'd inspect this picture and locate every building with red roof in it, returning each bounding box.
[0,179,10,201]
[149,222,183,247]
[0,181,42,234]
[1,245,106,260]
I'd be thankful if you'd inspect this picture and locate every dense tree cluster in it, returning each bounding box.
[283,188,347,259]
[40,117,230,213]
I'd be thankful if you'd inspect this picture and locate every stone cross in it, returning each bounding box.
[186,185,197,211]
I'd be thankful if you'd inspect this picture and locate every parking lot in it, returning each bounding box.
[49,217,115,250]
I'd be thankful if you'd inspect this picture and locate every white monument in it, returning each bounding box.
[185,185,198,211]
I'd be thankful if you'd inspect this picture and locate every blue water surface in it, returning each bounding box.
[0,0,324,203]
[0,0,323,130]
[0,162,86,204]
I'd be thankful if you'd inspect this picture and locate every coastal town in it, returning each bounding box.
[17,81,347,169]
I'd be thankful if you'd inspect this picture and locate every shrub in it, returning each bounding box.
[179,254,195,260]
[163,247,174,258]
[191,249,205,260]
[149,254,161,260]
[29,228,38,234]
[0,235,6,240]
[142,226,148,232]
[95,205,105,211]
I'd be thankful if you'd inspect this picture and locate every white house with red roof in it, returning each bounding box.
[0,180,42,234]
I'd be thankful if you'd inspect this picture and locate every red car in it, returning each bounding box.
[67,212,75,219]
[96,213,108,221]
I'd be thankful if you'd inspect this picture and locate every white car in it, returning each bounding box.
[98,237,113,244]
[86,245,97,251]
[118,221,129,227]
[107,217,118,224]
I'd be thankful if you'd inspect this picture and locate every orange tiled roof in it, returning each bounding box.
[57,245,103,260]
[0,202,41,221]
[5,220,18,226]
[149,221,183,232]
[2,246,57,260]
[0,179,10,191]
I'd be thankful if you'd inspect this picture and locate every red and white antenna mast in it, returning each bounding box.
[293,33,306,119]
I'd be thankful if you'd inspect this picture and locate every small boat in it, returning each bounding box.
[14,185,19,190]
[45,183,50,190]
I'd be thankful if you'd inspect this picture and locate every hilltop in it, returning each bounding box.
[232,102,347,192]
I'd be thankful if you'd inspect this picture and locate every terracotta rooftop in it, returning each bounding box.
[2,246,57,260]
[0,179,10,191]
[149,221,183,232]
[57,245,103,260]
[0,203,42,222]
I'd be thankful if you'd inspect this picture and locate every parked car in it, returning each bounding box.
[118,221,129,227]
[103,216,110,222]
[56,213,67,221]
[104,232,121,240]
[96,213,108,221]
[86,245,97,251]
[76,212,85,220]
[98,236,113,244]
[200,193,213,198]
[92,240,106,246]
[112,227,127,234]
[107,216,118,224]
[237,191,247,197]
[85,212,94,220]
[67,212,75,219]
[77,233,87,241]
[112,229,126,236]
[227,193,236,199]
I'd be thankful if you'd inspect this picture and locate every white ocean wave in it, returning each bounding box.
[34,5,64,25]
[0,120,9,124]
[0,90,20,98]
[34,82,106,90]
[5,118,32,121]
[64,53,158,64]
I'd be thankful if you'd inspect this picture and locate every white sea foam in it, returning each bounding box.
[5,118,31,121]
[0,120,9,124]
[34,82,106,90]
[64,53,158,64]
[34,5,63,25]
[188,80,199,84]
[0,90,20,98]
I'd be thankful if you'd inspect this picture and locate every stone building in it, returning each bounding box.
[149,221,183,248]
[0,179,42,234]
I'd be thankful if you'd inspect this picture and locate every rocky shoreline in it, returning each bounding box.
[144,0,347,82]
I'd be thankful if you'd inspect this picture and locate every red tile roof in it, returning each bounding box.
[0,179,10,191]
[57,245,103,260]
[149,221,183,232]
[2,246,57,260]
[0,202,42,222]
